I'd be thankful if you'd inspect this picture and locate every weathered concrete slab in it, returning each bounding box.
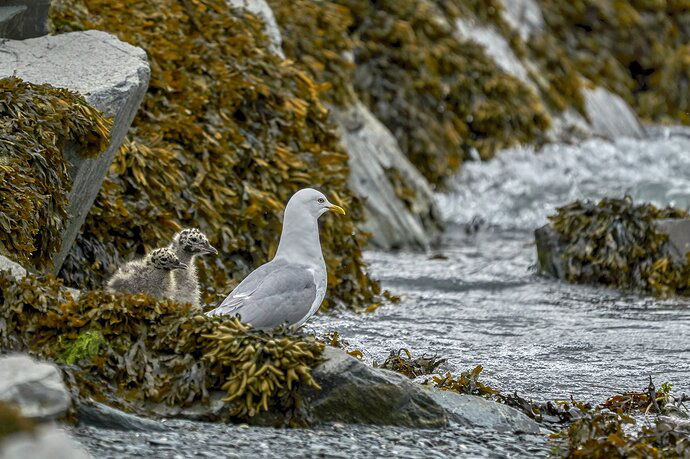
[0,5,27,39]
[0,30,150,272]
[583,87,647,140]
[1,0,50,39]
[333,102,442,250]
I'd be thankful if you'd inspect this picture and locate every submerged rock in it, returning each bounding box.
[0,30,150,272]
[333,102,442,250]
[302,347,447,428]
[0,425,89,459]
[0,354,71,421]
[425,390,540,434]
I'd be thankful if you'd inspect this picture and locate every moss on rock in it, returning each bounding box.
[548,197,690,296]
[0,270,324,421]
[49,0,379,311]
[0,77,111,270]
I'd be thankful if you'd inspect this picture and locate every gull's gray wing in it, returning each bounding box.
[207,260,317,329]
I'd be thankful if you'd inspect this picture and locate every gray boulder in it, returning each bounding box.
[0,354,71,421]
[425,389,540,433]
[0,425,90,459]
[583,87,646,140]
[332,102,443,250]
[0,0,50,39]
[0,255,27,280]
[0,31,150,272]
[302,347,447,428]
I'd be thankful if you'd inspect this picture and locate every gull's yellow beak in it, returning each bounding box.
[328,204,346,215]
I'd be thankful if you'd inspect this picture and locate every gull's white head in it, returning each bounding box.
[285,188,346,219]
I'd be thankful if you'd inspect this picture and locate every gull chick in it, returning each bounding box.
[106,248,188,300]
[207,188,346,330]
[168,228,218,307]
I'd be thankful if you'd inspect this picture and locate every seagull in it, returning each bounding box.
[168,228,218,307]
[206,188,346,330]
[106,247,188,300]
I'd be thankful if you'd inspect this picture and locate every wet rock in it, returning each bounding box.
[0,5,26,39]
[0,31,150,271]
[425,390,541,433]
[1,0,50,39]
[534,224,566,279]
[0,354,71,421]
[76,400,168,432]
[227,0,284,58]
[497,0,544,41]
[583,87,646,140]
[0,425,89,459]
[535,219,690,278]
[146,392,229,422]
[0,255,27,280]
[301,347,448,428]
[332,102,442,250]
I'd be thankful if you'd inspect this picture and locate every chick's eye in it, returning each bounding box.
[317,198,325,203]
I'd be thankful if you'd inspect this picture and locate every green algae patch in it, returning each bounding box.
[548,197,690,296]
[58,330,105,365]
[0,270,324,422]
[0,77,112,270]
[536,0,690,124]
[332,0,550,185]
[0,401,36,442]
[49,0,380,312]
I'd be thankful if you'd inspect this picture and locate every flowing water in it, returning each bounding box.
[72,130,690,457]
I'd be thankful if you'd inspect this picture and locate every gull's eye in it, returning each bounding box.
[317,198,325,204]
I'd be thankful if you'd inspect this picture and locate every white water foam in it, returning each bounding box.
[438,130,690,230]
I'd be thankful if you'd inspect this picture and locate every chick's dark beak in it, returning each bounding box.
[175,261,189,270]
[204,242,218,255]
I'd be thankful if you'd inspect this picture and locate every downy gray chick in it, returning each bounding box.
[106,248,188,300]
[168,228,217,307]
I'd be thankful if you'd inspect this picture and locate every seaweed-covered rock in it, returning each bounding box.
[535,198,690,296]
[226,0,284,57]
[0,425,89,459]
[333,102,442,249]
[0,31,150,271]
[583,87,646,140]
[0,354,71,421]
[425,390,541,433]
[49,0,379,312]
[301,347,448,427]
[267,0,443,248]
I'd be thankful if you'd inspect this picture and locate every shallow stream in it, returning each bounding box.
[72,131,690,457]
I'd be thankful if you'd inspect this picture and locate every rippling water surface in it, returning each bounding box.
[74,132,690,457]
